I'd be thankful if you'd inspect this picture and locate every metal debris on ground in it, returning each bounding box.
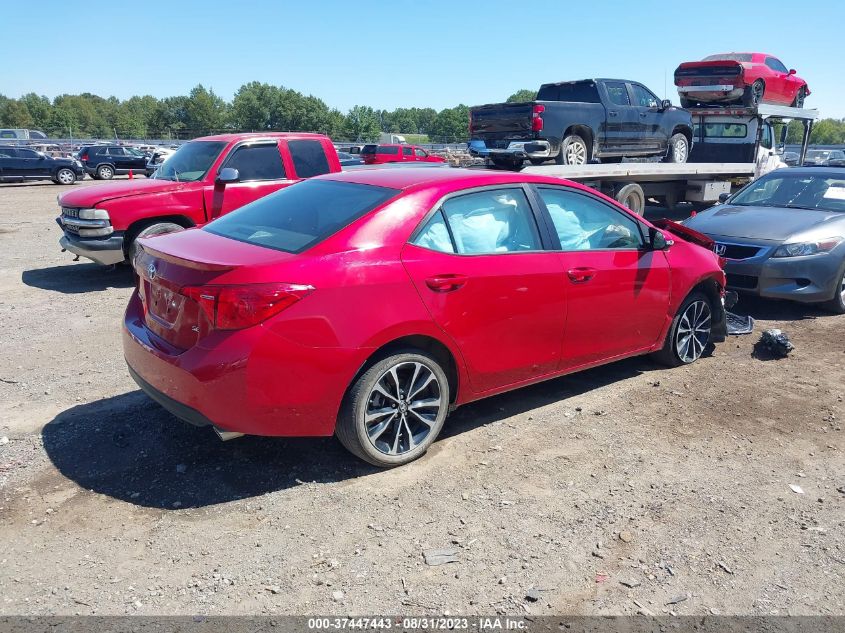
[423,548,459,566]
[759,329,794,357]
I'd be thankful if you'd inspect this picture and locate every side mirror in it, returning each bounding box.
[216,167,239,184]
[788,69,797,75]
[718,192,731,204]
[661,99,672,110]
[649,227,671,250]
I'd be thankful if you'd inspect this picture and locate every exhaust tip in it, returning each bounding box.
[213,426,245,441]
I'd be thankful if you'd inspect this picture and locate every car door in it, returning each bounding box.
[14,148,50,178]
[107,147,128,172]
[415,147,430,162]
[532,185,671,368]
[602,81,638,152]
[401,186,568,394]
[629,83,666,152]
[203,141,294,220]
[763,57,790,103]
[401,146,414,162]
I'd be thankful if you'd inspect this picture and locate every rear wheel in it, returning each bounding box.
[663,133,689,163]
[792,87,807,108]
[743,80,765,107]
[823,265,845,314]
[615,183,645,215]
[55,168,76,185]
[127,221,185,265]
[97,164,114,180]
[336,351,450,467]
[557,135,589,165]
[652,291,713,367]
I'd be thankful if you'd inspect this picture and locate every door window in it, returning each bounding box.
[538,187,644,250]
[765,57,788,73]
[17,149,39,159]
[107,147,126,156]
[288,139,330,178]
[224,144,285,181]
[412,211,455,253]
[415,148,427,157]
[605,82,630,106]
[431,188,542,254]
[402,147,413,157]
[631,84,659,108]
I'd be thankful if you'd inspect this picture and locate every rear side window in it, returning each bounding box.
[378,146,399,155]
[605,82,631,106]
[289,139,331,178]
[17,149,39,159]
[538,187,643,250]
[205,180,398,253]
[225,143,285,181]
[403,147,413,156]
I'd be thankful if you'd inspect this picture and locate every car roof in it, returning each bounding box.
[319,166,578,191]
[191,132,328,143]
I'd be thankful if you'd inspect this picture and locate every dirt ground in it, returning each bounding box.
[0,178,842,617]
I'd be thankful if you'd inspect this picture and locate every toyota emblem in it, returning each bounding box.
[714,243,727,257]
[147,263,157,280]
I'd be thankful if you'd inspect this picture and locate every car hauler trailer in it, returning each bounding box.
[473,104,818,214]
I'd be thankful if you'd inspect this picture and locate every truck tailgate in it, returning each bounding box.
[470,102,534,143]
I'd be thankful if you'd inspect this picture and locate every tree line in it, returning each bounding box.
[1,83,843,145]
[0,83,474,143]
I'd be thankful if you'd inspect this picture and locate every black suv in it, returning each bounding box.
[0,146,85,185]
[78,145,149,179]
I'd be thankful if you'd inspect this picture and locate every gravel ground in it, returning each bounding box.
[0,179,843,616]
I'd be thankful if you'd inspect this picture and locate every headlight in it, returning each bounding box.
[772,237,843,258]
[78,208,110,220]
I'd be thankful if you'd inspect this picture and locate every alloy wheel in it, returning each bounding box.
[675,300,711,363]
[364,361,443,456]
[751,81,764,105]
[57,169,75,184]
[566,141,587,165]
[673,138,688,163]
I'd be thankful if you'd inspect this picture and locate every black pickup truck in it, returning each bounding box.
[468,79,694,167]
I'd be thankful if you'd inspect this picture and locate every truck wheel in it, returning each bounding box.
[742,80,765,107]
[127,222,185,265]
[663,133,689,163]
[55,168,77,185]
[792,87,807,108]
[615,183,645,214]
[97,165,114,180]
[557,135,588,165]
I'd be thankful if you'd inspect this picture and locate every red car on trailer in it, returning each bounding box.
[674,53,810,108]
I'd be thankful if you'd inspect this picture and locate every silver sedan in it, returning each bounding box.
[685,167,845,313]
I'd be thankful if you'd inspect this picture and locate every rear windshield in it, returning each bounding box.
[204,179,399,253]
[703,54,752,62]
[361,145,377,155]
[537,82,599,103]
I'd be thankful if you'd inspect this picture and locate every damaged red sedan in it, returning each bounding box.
[124,168,726,467]
[675,52,810,108]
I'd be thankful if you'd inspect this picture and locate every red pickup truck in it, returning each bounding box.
[57,132,342,265]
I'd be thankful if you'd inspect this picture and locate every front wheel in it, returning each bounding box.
[652,292,713,367]
[97,164,114,180]
[823,265,845,314]
[663,133,689,163]
[127,222,185,265]
[792,87,807,108]
[55,168,77,185]
[336,351,450,467]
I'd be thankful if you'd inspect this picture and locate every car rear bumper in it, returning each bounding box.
[59,233,125,266]
[468,139,553,160]
[724,251,843,303]
[122,293,365,437]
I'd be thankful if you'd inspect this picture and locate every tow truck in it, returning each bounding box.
[472,103,818,214]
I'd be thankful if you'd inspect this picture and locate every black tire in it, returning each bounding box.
[54,168,77,185]
[557,134,589,165]
[336,351,450,467]
[615,183,645,215]
[822,265,845,314]
[663,133,689,163]
[652,291,713,367]
[126,221,185,265]
[97,164,115,180]
[792,87,807,109]
[742,80,765,107]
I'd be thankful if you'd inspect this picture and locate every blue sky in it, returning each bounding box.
[3,0,844,117]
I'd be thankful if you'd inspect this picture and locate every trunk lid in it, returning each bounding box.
[675,60,743,83]
[134,229,294,352]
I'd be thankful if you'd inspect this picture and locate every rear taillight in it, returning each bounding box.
[181,283,314,330]
[80,153,88,161]
[532,104,545,132]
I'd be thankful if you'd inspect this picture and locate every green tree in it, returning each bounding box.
[20,94,52,131]
[431,105,470,142]
[1,100,33,128]
[506,89,536,103]
[184,85,228,134]
[343,105,381,141]
[231,81,280,130]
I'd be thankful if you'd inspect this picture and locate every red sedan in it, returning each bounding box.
[675,53,810,108]
[360,144,447,165]
[124,168,726,467]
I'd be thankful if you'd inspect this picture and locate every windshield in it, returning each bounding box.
[205,179,399,253]
[152,141,226,182]
[730,173,845,212]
